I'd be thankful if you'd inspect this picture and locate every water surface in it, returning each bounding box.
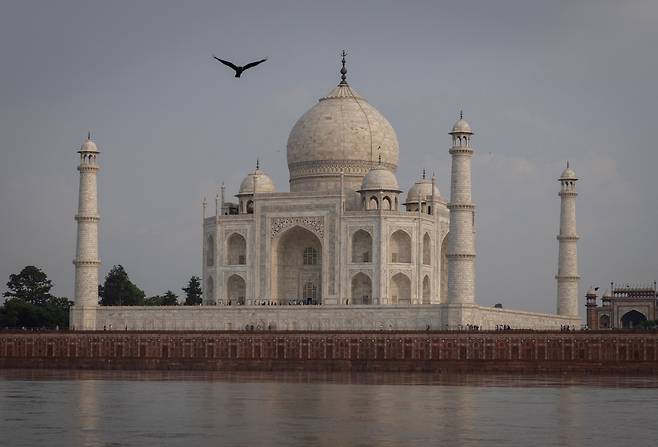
[1,370,657,447]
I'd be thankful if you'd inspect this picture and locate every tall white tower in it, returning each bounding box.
[447,113,476,305]
[556,162,579,317]
[71,133,100,330]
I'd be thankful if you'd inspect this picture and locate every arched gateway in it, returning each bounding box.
[271,226,322,304]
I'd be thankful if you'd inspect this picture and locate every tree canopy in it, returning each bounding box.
[4,265,54,306]
[1,266,71,328]
[144,290,179,306]
[99,265,145,306]
[182,276,203,305]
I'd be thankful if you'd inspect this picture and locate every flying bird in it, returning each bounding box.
[212,56,267,78]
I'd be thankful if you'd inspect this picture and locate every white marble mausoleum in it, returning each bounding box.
[70,57,582,331]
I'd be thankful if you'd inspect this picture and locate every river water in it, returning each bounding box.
[1,370,657,447]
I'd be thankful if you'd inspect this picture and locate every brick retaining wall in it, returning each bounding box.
[1,331,658,373]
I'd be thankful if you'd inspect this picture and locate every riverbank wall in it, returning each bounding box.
[2,331,658,373]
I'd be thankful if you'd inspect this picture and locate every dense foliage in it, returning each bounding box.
[182,276,203,305]
[1,266,72,329]
[99,265,145,306]
[144,290,179,306]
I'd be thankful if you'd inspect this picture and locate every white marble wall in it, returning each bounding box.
[88,303,580,331]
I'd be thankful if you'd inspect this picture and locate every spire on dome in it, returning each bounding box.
[87,131,92,140]
[256,158,260,170]
[422,168,426,180]
[339,50,348,85]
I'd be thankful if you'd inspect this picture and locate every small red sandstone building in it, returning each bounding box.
[586,283,657,329]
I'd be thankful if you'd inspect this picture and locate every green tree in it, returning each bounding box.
[99,265,145,306]
[3,265,53,306]
[0,266,72,329]
[182,276,203,305]
[144,290,179,306]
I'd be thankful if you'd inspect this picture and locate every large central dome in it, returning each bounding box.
[286,76,399,194]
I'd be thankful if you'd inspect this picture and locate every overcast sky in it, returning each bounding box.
[1,0,656,315]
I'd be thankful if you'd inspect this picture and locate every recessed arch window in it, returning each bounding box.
[303,247,318,265]
[390,230,412,263]
[422,275,431,304]
[206,235,215,267]
[351,273,372,305]
[227,233,247,265]
[206,276,214,301]
[423,233,431,265]
[389,273,411,304]
[352,229,373,263]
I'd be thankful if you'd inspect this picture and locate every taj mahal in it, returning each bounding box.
[70,56,582,331]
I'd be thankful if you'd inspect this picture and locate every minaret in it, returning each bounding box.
[447,113,476,305]
[72,133,100,329]
[556,162,579,317]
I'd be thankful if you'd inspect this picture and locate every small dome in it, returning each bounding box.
[450,117,473,134]
[360,166,400,191]
[602,289,612,299]
[405,178,441,203]
[238,168,276,195]
[560,165,577,180]
[79,134,98,152]
[586,287,597,296]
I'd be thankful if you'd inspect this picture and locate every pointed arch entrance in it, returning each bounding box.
[351,273,372,305]
[271,226,322,304]
[389,273,411,304]
[422,275,431,304]
[227,274,246,305]
[621,310,647,329]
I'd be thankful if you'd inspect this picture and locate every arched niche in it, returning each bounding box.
[227,233,247,265]
[351,273,372,305]
[227,274,246,305]
[423,233,431,265]
[389,273,411,304]
[271,226,322,304]
[390,230,411,263]
[206,234,214,267]
[352,230,372,263]
[621,310,647,329]
[206,276,214,302]
[422,275,430,304]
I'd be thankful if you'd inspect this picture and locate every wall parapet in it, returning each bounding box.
[2,331,658,373]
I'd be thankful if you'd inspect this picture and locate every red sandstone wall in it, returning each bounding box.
[1,331,657,373]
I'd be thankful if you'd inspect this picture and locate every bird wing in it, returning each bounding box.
[213,56,239,71]
[243,58,267,70]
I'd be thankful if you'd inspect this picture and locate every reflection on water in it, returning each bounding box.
[1,370,657,447]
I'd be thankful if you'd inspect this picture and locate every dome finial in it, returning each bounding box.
[339,50,348,85]
[422,168,426,180]
[567,160,570,169]
[460,110,463,120]
[87,131,92,140]
[378,153,382,165]
[256,158,260,170]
